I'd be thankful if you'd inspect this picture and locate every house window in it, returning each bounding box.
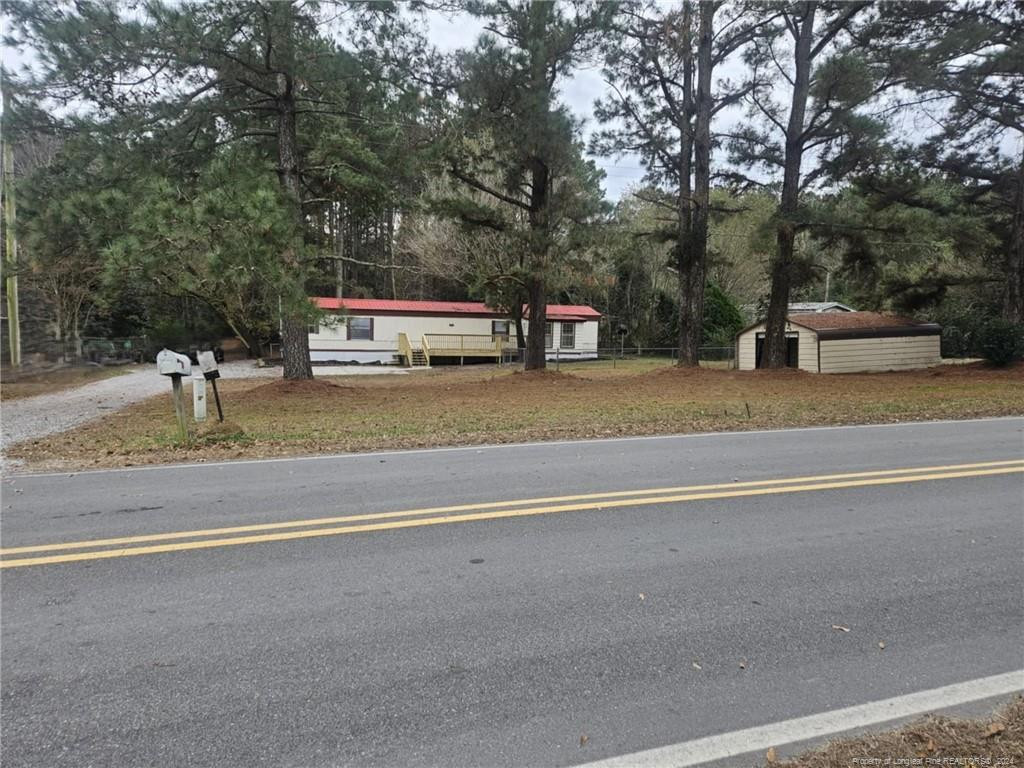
[544,322,554,349]
[560,322,575,349]
[348,317,373,340]
[491,320,510,341]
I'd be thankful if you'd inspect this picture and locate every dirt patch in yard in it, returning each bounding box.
[768,696,1023,766]
[7,362,1022,471]
[246,378,354,397]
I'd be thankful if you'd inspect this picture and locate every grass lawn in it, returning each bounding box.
[0,364,135,401]
[7,360,1022,470]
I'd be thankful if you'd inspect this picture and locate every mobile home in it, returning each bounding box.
[309,297,600,365]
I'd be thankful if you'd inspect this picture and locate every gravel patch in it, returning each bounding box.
[1,363,273,457]
[0,362,412,461]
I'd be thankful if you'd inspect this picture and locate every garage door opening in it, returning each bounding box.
[755,333,799,368]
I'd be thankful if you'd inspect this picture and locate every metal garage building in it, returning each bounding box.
[736,312,942,373]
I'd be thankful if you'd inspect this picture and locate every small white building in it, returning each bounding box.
[308,297,601,365]
[736,312,942,373]
[787,301,855,313]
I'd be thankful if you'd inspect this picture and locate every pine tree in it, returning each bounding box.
[595,1,771,366]
[438,0,612,370]
[729,1,888,368]
[5,0,422,378]
[864,1,1024,323]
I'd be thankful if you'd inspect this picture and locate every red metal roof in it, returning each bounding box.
[312,297,601,321]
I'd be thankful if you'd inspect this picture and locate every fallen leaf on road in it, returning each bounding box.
[831,624,851,632]
[692,661,702,670]
[638,593,645,601]
[986,722,1006,738]
[878,641,886,650]
[579,734,589,747]
[739,660,747,670]
[766,747,777,763]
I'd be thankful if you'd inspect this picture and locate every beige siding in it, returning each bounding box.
[818,335,941,373]
[737,327,758,370]
[736,321,819,372]
[796,325,818,371]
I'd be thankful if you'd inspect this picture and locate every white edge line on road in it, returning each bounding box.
[5,416,1022,480]
[577,670,1024,768]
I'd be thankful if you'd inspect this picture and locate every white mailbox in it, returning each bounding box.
[156,349,192,377]
[197,350,220,380]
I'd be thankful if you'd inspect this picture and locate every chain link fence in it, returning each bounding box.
[500,345,736,369]
[3,336,152,374]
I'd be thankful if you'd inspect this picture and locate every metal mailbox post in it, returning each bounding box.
[156,349,192,440]
[196,350,224,422]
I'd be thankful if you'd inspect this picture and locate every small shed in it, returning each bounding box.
[736,312,942,373]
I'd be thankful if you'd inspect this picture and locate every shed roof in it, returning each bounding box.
[312,297,601,321]
[736,311,941,340]
[790,311,941,340]
[788,311,927,331]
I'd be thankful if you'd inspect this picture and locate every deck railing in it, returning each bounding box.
[422,334,503,357]
[397,332,413,366]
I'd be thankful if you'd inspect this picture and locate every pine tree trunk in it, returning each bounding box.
[764,1,815,369]
[512,304,526,350]
[272,1,313,380]
[680,1,715,366]
[525,275,547,370]
[1003,150,1024,324]
[281,316,312,378]
[334,203,345,299]
[675,2,698,366]
[525,146,550,370]
[765,223,795,367]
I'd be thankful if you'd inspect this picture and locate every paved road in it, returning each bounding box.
[2,418,1022,766]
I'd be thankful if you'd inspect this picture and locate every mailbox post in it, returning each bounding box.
[192,373,207,422]
[197,350,224,422]
[156,349,192,441]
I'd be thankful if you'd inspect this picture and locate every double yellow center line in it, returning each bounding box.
[2,459,1021,569]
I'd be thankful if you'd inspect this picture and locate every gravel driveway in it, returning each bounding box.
[1,362,277,455]
[1,362,412,458]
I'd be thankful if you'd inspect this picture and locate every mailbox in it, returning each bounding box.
[156,349,192,377]
[197,350,220,380]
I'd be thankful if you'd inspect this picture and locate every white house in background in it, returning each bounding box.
[308,297,601,365]
[735,312,942,373]
[787,301,855,313]
[741,301,855,319]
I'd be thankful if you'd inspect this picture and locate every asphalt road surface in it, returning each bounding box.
[2,418,1023,767]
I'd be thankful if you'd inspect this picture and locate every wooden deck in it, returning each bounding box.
[399,333,504,366]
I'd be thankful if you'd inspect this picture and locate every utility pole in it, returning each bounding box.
[2,140,21,369]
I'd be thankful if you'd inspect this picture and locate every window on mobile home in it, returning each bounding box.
[348,317,373,340]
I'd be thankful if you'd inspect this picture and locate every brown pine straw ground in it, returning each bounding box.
[6,360,1022,471]
[769,696,1024,766]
